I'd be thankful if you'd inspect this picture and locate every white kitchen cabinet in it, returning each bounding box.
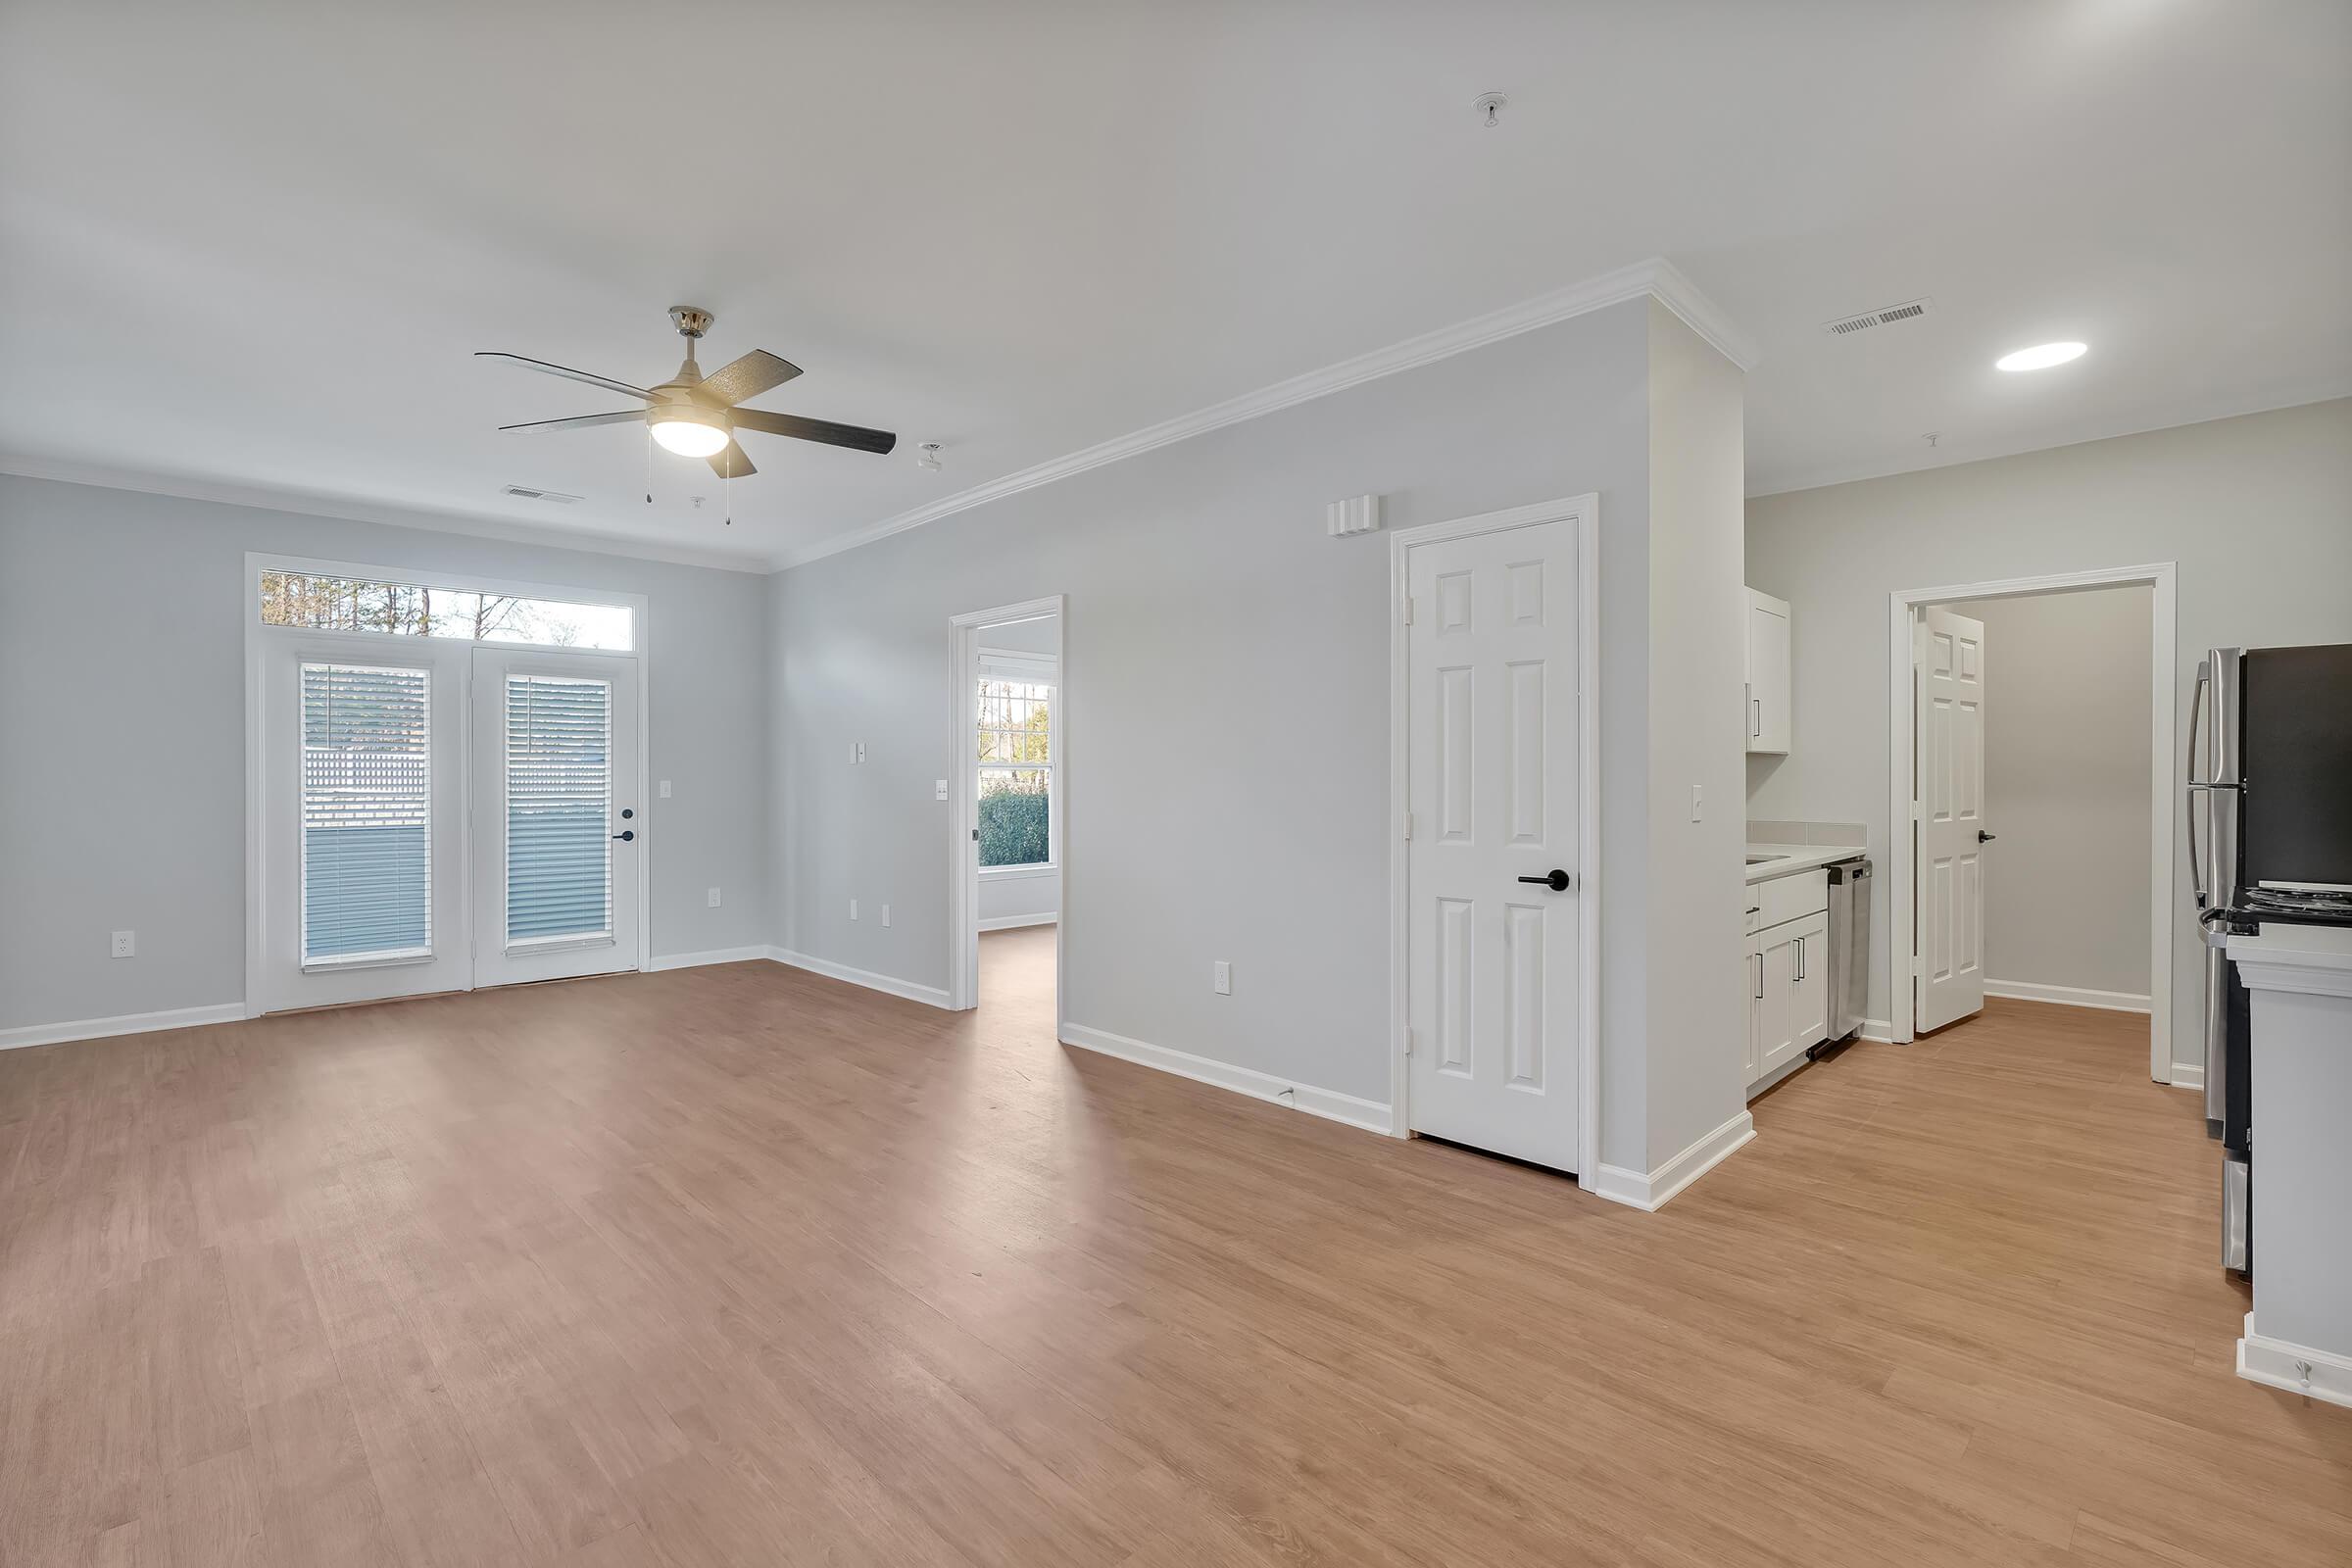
[1744,587,1790,756]
[1743,878,1829,1096]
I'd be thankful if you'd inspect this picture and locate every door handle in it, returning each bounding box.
[1795,937,1806,981]
[1517,869,1572,892]
[1978,830,1995,843]
[612,829,635,842]
[1753,954,1764,1000]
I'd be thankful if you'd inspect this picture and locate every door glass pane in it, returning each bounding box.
[301,662,430,962]
[506,673,613,946]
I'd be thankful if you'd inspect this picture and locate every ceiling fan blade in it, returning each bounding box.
[696,349,802,408]
[708,440,758,479]
[497,409,646,433]
[729,407,898,455]
[474,351,652,401]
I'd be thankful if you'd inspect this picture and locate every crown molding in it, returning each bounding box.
[778,256,1755,569]
[1743,380,2352,501]
[0,454,772,575]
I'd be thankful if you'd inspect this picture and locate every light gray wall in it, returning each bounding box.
[772,300,1744,1170]
[0,475,772,1032]
[1971,586,2153,999]
[1744,398,2352,1074]
[1640,299,1750,1165]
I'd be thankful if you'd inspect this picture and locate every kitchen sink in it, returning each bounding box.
[1744,853,1787,864]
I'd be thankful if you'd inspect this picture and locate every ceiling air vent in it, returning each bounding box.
[1822,297,1933,336]
[499,484,583,504]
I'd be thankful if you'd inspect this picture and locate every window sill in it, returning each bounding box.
[979,863,1056,882]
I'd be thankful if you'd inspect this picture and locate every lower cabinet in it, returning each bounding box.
[1745,908,1828,1094]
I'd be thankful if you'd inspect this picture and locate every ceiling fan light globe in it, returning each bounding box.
[650,414,730,458]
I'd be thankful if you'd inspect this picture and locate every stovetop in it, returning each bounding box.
[2212,885,2352,929]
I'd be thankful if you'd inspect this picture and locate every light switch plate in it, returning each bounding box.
[881,904,891,928]
[707,887,721,907]
[660,779,672,799]
[850,900,858,921]
[1690,784,1703,822]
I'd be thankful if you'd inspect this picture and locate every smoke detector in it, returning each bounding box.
[915,442,944,472]
[1822,297,1933,336]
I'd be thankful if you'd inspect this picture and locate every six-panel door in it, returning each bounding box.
[1404,519,1581,1171]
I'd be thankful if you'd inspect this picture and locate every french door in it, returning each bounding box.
[255,637,641,1012]
[470,648,641,987]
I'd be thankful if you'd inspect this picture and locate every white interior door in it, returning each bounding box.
[258,635,472,1011]
[470,648,642,987]
[1916,605,1986,1031]
[1404,519,1581,1170]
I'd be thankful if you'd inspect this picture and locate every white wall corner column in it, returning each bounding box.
[2227,925,2352,1409]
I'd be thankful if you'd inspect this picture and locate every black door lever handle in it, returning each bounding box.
[1978,830,1995,843]
[1517,869,1572,892]
[612,830,635,842]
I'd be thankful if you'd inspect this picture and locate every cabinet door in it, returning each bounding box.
[1788,910,1830,1052]
[1754,926,1797,1080]
[1742,947,1763,1081]
[1745,592,1790,756]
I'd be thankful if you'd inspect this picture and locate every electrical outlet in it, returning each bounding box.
[881,904,891,928]
[660,779,673,799]
[934,779,949,801]
[1213,960,1232,995]
[707,887,721,908]
[850,899,858,921]
[111,929,135,958]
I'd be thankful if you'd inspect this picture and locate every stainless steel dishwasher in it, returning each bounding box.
[1820,858,1871,1046]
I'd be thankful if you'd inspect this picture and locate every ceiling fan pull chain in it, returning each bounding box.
[725,466,733,526]
[644,426,654,505]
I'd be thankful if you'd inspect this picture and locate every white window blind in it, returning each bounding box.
[301,662,431,963]
[506,674,613,946]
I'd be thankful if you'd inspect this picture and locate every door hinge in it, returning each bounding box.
[1403,1028,1415,1056]
[1402,811,1414,841]
[1401,595,1415,625]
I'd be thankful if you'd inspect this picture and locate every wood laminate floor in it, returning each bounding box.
[3,925,2346,1566]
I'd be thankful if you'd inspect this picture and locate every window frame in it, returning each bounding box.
[974,659,1056,877]
[252,554,643,655]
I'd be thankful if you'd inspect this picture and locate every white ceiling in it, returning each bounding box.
[4,2,2346,570]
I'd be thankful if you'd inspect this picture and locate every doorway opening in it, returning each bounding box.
[1886,564,2178,1082]
[947,596,1064,1030]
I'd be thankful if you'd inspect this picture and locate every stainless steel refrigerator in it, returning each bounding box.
[2187,643,2352,1276]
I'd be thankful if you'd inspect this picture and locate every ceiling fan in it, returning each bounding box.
[477,307,897,482]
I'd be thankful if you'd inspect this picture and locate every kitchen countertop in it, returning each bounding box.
[1743,843,1866,883]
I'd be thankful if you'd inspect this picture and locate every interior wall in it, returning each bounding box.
[770,300,1689,1166]
[1967,586,2154,1001]
[0,475,773,1034]
[1744,397,2352,1074]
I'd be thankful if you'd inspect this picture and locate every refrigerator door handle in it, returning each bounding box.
[2186,663,2208,909]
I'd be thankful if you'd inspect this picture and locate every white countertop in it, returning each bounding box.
[2227,923,2352,999]
[1743,843,1866,884]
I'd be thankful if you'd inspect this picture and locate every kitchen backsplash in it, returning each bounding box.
[1747,819,1867,847]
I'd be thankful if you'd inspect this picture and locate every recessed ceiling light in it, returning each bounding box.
[1995,341,2087,372]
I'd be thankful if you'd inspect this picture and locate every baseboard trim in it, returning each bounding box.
[1058,1020,1392,1136]
[646,946,773,972]
[1587,1109,1756,1212]
[767,948,954,1010]
[2168,1061,2205,1091]
[1857,1017,1895,1043]
[0,1002,246,1053]
[1984,980,2152,1014]
[2238,1312,2352,1410]
[977,913,1057,932]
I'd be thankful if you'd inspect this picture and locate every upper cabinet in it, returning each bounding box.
[1744,587,1790,756]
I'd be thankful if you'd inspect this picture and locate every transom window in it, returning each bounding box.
[261,570,633,651]
[977,676,1052,869]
